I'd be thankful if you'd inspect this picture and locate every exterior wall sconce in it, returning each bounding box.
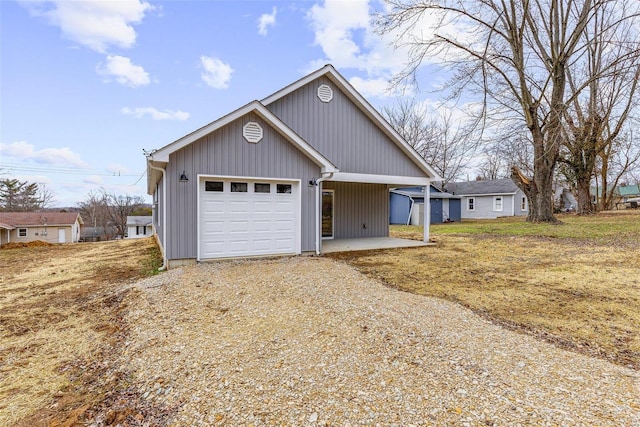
[179,171,188,182]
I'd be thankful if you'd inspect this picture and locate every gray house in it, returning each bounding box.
[445,178,528,219]
[390,186,461,225]
[146,65,440,268]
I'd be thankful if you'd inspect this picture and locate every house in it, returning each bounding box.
[126,216,154,239]
[145,65,441,268]
[614,184,640,209]
[390,186,461,225]
[445,178,528,219]
[0,212,83,246]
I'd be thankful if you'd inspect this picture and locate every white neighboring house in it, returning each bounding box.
[126,216,154,239]
[445,178,529,219]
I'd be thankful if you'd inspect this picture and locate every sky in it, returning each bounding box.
[0,0,447,207]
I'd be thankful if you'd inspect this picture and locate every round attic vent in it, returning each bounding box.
[317,84,333,103]
[243,122,263,143]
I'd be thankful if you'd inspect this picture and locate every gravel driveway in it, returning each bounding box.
[123,257,639,426]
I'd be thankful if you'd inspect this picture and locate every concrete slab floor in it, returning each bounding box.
[321,237,433,253]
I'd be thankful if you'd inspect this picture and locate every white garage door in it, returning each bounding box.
[199,177,300,259]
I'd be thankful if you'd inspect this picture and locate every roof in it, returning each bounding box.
[146,65,441,194]
[445,178,519,196]
[391,187,460,199]
[127,216,153,226]
[616,184,640,197]
[0,212,83,227]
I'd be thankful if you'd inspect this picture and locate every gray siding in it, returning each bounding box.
[323,182,389,239]
[266,77,425,177]
[461,193,529,219]
[165,112,320,260]
[153,179,164,248]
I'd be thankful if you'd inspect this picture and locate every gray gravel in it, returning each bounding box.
[122,257,640,426]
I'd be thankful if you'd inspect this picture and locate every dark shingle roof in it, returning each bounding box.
[445,178,518,196]
[126,216,153,226]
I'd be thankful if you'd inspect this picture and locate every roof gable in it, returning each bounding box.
[262,65,440,180]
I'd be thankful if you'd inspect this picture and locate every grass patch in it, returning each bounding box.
[331,211,640,369]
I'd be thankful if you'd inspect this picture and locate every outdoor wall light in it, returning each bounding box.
[179,171,189,182]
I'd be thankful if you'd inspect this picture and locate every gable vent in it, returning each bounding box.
[243,122,263,143]
[317,84,333,103]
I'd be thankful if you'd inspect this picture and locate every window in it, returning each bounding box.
[494,196,503,211]
[277,184,292,194]
[467,197,475,211]
[254,183,271,193]
[521,196,528,211]
[205,181,224,192]
[231,182,248,193]
[18,228,27,237]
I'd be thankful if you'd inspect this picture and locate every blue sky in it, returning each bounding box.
[1,0,444,207]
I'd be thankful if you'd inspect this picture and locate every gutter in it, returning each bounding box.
[146,158,168,271]
[315,171,335,255]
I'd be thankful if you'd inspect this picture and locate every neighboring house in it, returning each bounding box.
[126,216,154,239]
[0,212,83,246]
[390,186,461,225]
[614,184,640,209]
[145,65,441,268]
[80,226,118,242]
[445,178,528,219]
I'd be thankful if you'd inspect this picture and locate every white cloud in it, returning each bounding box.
[0,141,89,168]
[200,56,233,89]
[21,0,154,53]
[97,55,150,87]
[121,107,189,121]
[349,76,394,98]
[83,175,103,185]
[257,7,277,36]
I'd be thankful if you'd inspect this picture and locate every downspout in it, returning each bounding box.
[406,195,415,226]
[147,159,168,270]
[315,171,335,255]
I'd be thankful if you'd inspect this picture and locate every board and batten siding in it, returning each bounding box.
[164,112,321,260]
[323,182,389,239]
[266,77,425,177]
[152,179,164,247]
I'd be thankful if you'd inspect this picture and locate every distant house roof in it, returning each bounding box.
[126,216,153,226]
[0,212,83,227]
[445,178,519,196]
[616,184,640,197]
[391,186,460,199]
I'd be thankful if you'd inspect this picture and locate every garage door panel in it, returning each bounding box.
[200,178,299,260]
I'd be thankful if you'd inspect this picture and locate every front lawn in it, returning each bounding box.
[330,211,640,369]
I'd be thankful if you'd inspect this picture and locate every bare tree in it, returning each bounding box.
[376,0,640,222]
[382,98,478,187]
[103,191,145,238]
[78,189,145,239]
[595,129,640,209]
[560,1,640,214]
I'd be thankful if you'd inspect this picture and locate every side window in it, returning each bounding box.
[231,182,248,193]
[277,184,292,194]
[205,181,224,192]
[521,196,527,211]
[19,228,27,237]
[467,197,475,211]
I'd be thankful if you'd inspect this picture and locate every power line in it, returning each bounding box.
[0,163,141,177]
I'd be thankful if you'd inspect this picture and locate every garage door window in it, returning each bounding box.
[277,184,292,194]
[205,181,224,192]
[254,183,271,193]
[231,182,248,192]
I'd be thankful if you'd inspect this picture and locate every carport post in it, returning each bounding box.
[423,183,430,242]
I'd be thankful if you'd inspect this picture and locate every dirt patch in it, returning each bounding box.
[0,237,166,426]
[1,240,54,249]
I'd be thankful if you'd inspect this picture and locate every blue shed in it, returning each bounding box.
[390,186,461,225]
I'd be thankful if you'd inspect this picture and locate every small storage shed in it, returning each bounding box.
[390,186,461,225]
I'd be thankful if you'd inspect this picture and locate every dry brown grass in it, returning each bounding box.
[330,212,640,369]
[0,238,162,426]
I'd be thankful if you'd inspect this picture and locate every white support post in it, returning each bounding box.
[424,182,431,242]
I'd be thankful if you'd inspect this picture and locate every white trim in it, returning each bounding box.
[261,64,441,181]
[493,196,504,211]
[317,84,333,102]
[329,172,429,186]
[321,189,334,240]
[467,197,475,211]
[424,182,431,242]
[196,174,302,261]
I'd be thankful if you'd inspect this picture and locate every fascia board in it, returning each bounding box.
[330,172,430,186]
